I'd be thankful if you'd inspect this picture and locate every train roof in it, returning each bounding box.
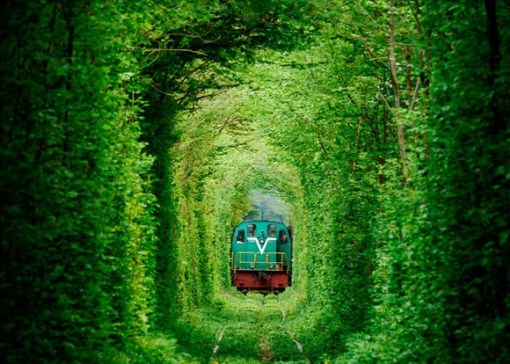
[238,219,288,225]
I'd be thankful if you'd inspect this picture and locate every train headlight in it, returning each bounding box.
[250,263,255,269]
[268,263,274,269]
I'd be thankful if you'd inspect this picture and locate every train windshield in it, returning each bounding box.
[247,224,256,237]
[236,229,245,243]
[268,224,277,237]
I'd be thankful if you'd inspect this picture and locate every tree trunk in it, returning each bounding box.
[389,0,407,179]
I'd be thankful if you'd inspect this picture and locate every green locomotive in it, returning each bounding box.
[231,220,292,294]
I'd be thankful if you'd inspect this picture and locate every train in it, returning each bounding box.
[230,220,292,294]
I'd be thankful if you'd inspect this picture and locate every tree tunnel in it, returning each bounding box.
[1,1,509,363]
[162,55,383,361]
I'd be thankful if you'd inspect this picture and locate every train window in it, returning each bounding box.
[236,230,245,243]
[279,230,288,244]
[248,224,257,237]
[268,224,277,237]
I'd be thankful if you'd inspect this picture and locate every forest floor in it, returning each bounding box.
[176,288,311,363]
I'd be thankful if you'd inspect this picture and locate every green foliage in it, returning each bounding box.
[1,0,160,361]
[100,334,197,364]
[0,0,318,361]
[135,0,316,328]
[419,1,510,361]
[2,0,509,362]
[335,1,510,363]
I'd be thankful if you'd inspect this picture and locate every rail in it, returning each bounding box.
[233,252,289,273]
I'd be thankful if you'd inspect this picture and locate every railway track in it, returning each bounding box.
[209,293,309,363]
[275,296,310,364]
